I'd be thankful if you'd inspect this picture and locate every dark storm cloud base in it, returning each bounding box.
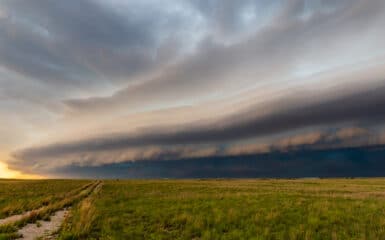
[57,145,385,179]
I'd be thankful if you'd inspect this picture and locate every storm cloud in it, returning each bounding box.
[0,0,193,89]
[13,83,385,173]
[1,0,385,177]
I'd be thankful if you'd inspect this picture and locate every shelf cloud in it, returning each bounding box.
[1,0,385,177]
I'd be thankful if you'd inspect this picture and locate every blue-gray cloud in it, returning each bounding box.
[2,0,385,176]
[51,145,385,179]
[64,0,385,114]
[0,0,199,90]
[13,82,385,170]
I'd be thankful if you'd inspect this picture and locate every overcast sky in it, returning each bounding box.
[1,0,385,178]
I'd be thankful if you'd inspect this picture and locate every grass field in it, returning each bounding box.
[3,179,385,239]
[0,180,94,240]
[0,180,91,219]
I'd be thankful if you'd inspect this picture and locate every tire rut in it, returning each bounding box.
[16,181,101,240]
[0,181,101,240]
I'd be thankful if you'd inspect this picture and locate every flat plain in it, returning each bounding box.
[0,180,91,219]
[3,179,385,240]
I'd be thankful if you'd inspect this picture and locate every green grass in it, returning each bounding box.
[5,179,385,239]
[0,181,99,238]
[0,232,21,240]
[59,183,102,240]
[60,179,385,240]
[0,179,92,219]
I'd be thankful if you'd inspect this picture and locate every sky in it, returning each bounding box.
[1,0,385,178]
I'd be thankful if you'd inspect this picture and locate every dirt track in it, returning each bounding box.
[17,209,69,240]
[0,181,101,240]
